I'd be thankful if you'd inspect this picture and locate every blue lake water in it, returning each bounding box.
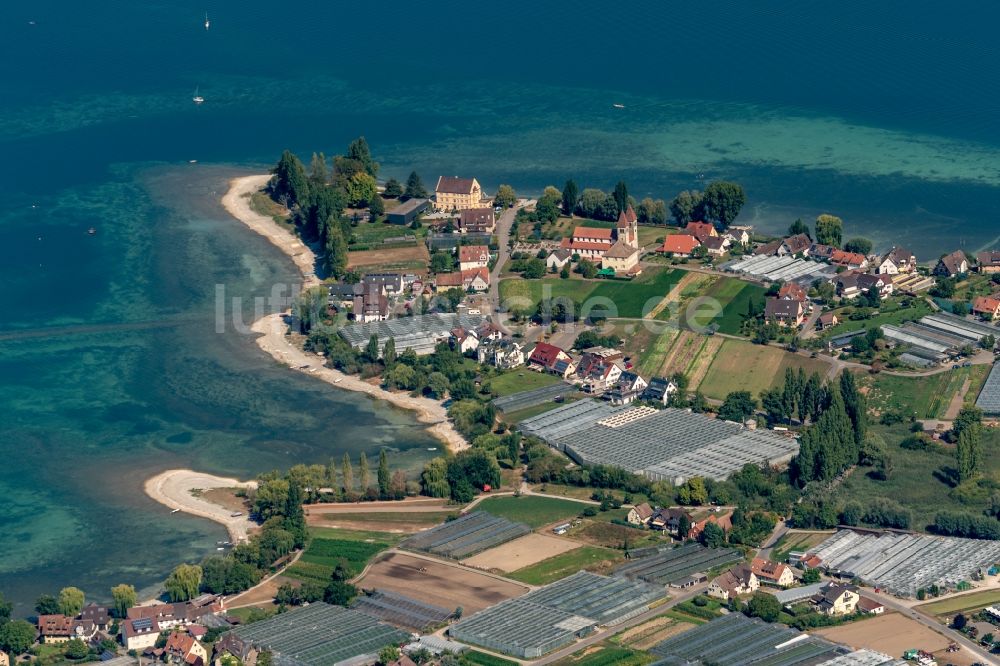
[2,0,1000,609]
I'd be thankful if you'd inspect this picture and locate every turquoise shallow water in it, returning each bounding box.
[2,0,1000,609]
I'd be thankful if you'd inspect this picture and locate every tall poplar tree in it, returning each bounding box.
[378,449,391,499]
[613,180,629,214]
[359,452,370,491]
[341,453,354,495]
[562,179,579,215]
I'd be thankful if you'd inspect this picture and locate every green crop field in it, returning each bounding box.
[553,646,652,666]
[462,651,520,666]
[488,369,563,397]
[708,279,767,335]
[697,339,830,400]
[508,546,624,585]
[476,495,587,528]
[859,365,990,420]
[917,589,1000,617]
[284,528,397,584]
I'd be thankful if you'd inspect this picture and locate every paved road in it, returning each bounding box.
[756,521,789,561]
[489,202,526,325]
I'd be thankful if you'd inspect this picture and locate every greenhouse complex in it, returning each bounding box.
[449,571,665,658]
[518,400,799,483]
[401,511,531,559]
[613,543,743,586]
[351,590,453,633]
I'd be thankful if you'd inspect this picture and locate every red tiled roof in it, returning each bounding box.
[831,250,867,266]
[561,238,613,252]
[572,226,614,240]
[461,267,490,285]
[973,295,1000,313]
[436,272,463,287]
[530,342,567,368]
[685,221,717,242]
[778,282,807,302]
[660,234,701,254]
[458,245,489,262]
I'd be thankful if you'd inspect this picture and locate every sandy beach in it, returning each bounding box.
[144,469,257,542]
[223,174,467,452]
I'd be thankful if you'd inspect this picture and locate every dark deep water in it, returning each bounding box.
[2,0,1000,608]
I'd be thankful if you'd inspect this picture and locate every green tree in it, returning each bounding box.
[35,594,60,615]
[562,179,579,215]
[58,586,85,616]
[342,453,354,494]
[283,481,308,548]
[346,171,378,207]
[801,567,821,584]
[368,194,385,218]
[578,259,598,279]
[494,184,516,209]
[382,338,396,370]
[0,592,10,624]
[0,620,37,655]
[378,449,391,499]
[404,171,428,199]
[613,180,629,214]
[270,150,310,207]
[560,263,571,279]
[669,190,704,225]
[815,214,843,247]
[346,136,379,177]
[308,152,328,187]
[165,563,202,602]
[383,178,403,198]
[788,218,810,238]
[699,522,726,548]
[359,452,370,491]
[64,638,88,660]
[717,391,757,423]
[420,457,451,498]
[678,477,709,505]
[839,370,867,447]
[111,584,137,618]
[378,645,401,665]
[323,223,348,278]
[955,406,984,482]
[843,237,872,255]
[366,334,380,362]
[701,181,746,227]
[745,592,781,622]
[427,372,450,398]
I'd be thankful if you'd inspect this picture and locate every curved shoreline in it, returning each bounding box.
[222,174,467,452]
[144,469,257,542]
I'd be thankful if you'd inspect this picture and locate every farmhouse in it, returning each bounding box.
[934,249,970,277]
[876,246,916,274]
[856,596,885,615]
[353,288,389,322]
[830,250,868,270]
[165,632,208,665]
[811,584,859,616]
[856,273,894,298]
[751,558,795,587]
[339,313,486,356]
[451,326,480,354]
[659,234,701,256]
[835,273,862,300]
[386,198,429,225]
[627,502,654,525]
[707,564,759,600]
[649,507,691,535]
[528,342,576,377]
[122,617,161,651]
[973,295,1000,320]
[577,351,624,393]
[977,250,1000,273]
[363,272,405,295]
[688,512,733,540]
[434,176,489,211]
[725,225,752,245]
[809,243,837,260]
[458,208,495,233]
[685,221,718,243]
[765,297,804,327]
[37,615,97,644]
[458,245,490,271]
[478,338,525,369]
[781,233,812,256]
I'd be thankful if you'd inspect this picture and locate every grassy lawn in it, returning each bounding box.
[770,531,836,564]
[821,297,934,337]
[348,219,424,247]
[709,279,767,335]
[827,423,1000,528]
[488,369,563,397]
[573,520,664,550]
[226,605,277,622]
[532,483,649,505]
[551,645,652,666]
[502,397,581,424]
[859,365,990,420]
[462,651,520,666]
[917,589,1000,617]
[320,511,455,525]
[637,225,667,248]
[476,495,587,528]
[697,339,830,400]
[508,546,625,585]
[284,527,400,584]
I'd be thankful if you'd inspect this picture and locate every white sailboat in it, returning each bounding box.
[204,12,210,30]
[192,87,204,105]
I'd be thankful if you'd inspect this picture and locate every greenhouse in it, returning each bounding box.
[613,543,742,585]
[352,590,452,632]
[400,511,531,559]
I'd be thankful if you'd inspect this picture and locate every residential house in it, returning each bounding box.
[725,226,752,246]
[642,376,678,405]
[817,312,839,330]
[707,565,759,601]
[604,371,648,405]
[688,512,732,540]
[777,282,808,303]
[781,234,812,256]
[327,282,360,308]
[577,352,624,393]
[561,227,615,260]
[458,208,495,234]
[702,236,730,257]
[601,239,641,274]
[751,558,795,588]
[659,234,701,257]
[812,584,859,615]
[650,507,691,536]
[973,295,1000,321]
[80,603,112,633]
[122,618,161,651]
[352,289,389,322]
[857,597,885,615]
[830,250,868,270]
[477,339,525,369]
[386,198,430,225]
[546,248,573,271]
[165,632,208,665]
[765,298,804,327]
[627,502,654,526]
[463,267,490,292]
[528,342,576,378]
[126,597,223,633]
[876,246,917,274]
[685,221,718,244]
[856,273,893,298]
[977,250,1000,274]
[809,243,837,261]
[451,327,480,354]
[38,615,96,644]
[434,176,488,211]
[754,239,784,256]
[363,273,405,295]
[934,250,970,277]
[458,245,490,271]
[835,273,862,300]
[476,321,503,343]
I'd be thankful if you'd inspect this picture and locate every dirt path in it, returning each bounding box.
[645,271,699,320]
[687,336,724,389]
[252,313,468,452]
[944,377,972,420]
[144,469,257,542]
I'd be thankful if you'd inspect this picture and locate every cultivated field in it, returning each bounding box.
[769,530,836,564]
[697,339,830,400]
[860,365,990,420]
[813,613,977,666]
[347,245,429,272]
[917,588,1000,618]
[475,495,587,528]
[508,546,625,585]
[308,511,456,533]
[357,552,528,614]
[284,527,399,585]
[462,533,581,572]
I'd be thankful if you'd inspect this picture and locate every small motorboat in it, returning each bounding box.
[171,508,180,514]
[204,12,210,30]
[612,103,625,109]
[87,227,96,235]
